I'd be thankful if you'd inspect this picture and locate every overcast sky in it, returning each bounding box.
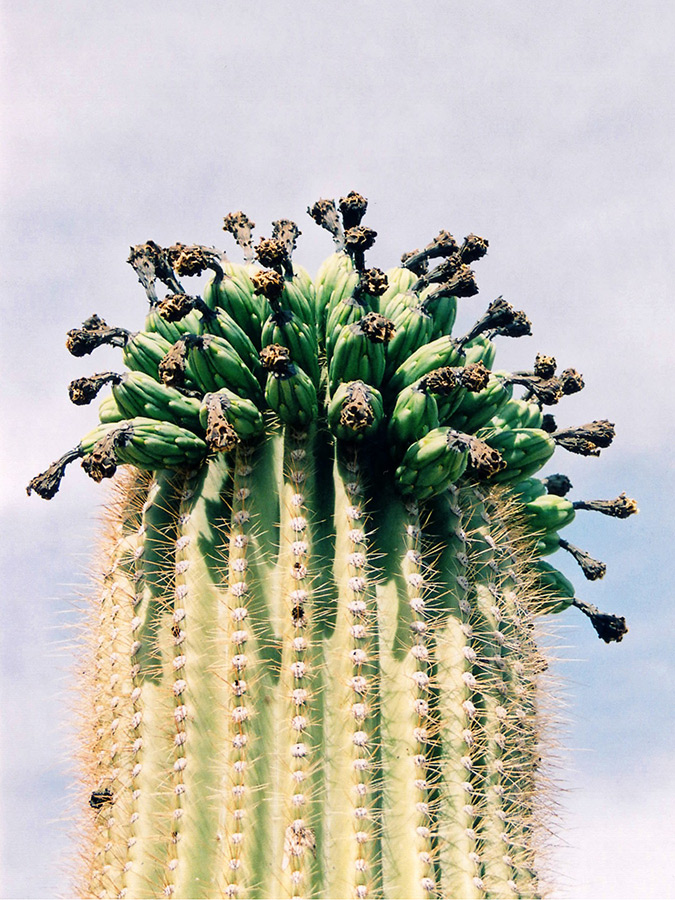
[2,2,674,897]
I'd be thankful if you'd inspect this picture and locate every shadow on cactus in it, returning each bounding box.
[28,192,637,899]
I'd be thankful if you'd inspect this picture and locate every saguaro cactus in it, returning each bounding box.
[29,193,636,900]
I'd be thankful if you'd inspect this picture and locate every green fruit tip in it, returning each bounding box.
[559,538,607,580]
[573,493,639,518]
[553,420,615,455]
[358,311,395,344]
[223,211,256,260]
[271,219,301,257]
[68,372,121,406]
[338,191,368,229]
[543,473,573,496]
[458,233,489,263]
[459,297,532,347]
[572,597,628,643]
[26,447,83,499]
[65,316,130,357]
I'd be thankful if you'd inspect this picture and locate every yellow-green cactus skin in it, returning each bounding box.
[29,193,637,899]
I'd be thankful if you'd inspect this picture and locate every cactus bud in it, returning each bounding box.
[543,473,573,496]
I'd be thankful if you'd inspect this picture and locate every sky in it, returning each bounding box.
[2,1,674,897]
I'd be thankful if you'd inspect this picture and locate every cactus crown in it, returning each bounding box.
[30,193,636,900]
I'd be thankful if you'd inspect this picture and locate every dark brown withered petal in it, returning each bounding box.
[156,293,196,321]
[307,198,344,242]
[359,312,395,344]
[460,361,490,393]
[459,234,489,263]
[26,448,83,500]
[339,391,375,432]
[66,321,130,357]
[534,353,557,379]
[419,367,459,395]
[255,237,289,271]
[272,220,301,256]
[252,269,285,300]
[541,414,557,433]
[573,493,639,518]
[169,245,211,277]
[223,211,255,252]
[68,373,120,405]
[401,249,429,276]
[466,436,507,478]
[259,343,293,375]
[344,226,377,254]
[553,420,615,454]
[158,339,189,388]
[360,268,388,297]
[559,538,607,580]
[573,598,628,643]
[560,368,585,395]
[460,297,531,346]
[338,191,368,229]
[81,432,122,483]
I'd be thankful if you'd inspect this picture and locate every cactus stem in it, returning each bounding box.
[323,450,381,900]
[165,457,231,899]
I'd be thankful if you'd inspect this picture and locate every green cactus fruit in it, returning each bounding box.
[29,193,636,900]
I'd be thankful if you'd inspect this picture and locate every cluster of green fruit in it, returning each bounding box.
[29,192,635,640]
